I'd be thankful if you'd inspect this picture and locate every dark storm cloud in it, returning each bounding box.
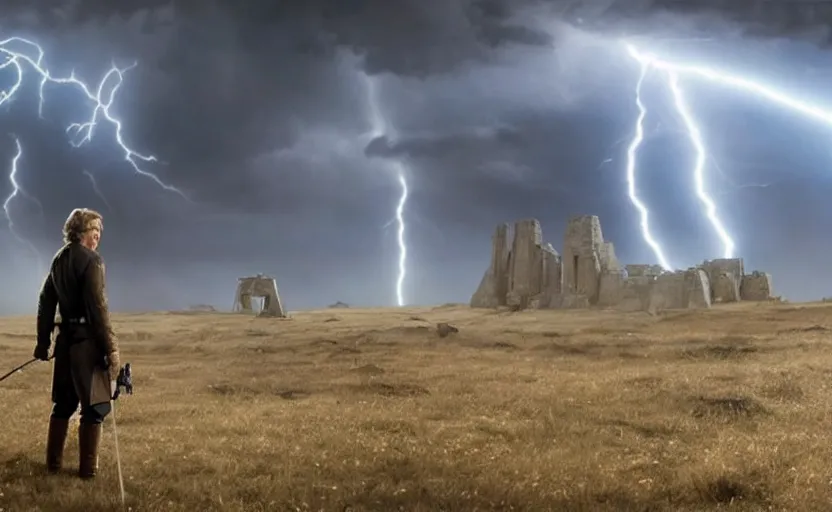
[364,125,524,159]
[0,0,831,316]
[25,0,557,75]
[543,0,832,46]
[1,1,367,215]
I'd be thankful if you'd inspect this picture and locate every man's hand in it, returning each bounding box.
[33,345,50,361]
[106,350,120,381]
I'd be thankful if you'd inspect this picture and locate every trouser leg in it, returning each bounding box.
[47,353,78,473]
[78,402,110,479]
[67,337,114,479]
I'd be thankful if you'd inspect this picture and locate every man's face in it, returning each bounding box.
[82,219,102,251]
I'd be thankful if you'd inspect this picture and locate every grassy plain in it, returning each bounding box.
[1,301,832,511]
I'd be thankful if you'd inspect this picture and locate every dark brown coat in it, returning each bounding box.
[36,243,119,408]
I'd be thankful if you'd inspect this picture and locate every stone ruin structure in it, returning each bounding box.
[232,274,287,317]
[470,216,774,312]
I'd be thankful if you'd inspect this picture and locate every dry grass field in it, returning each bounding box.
[2,301,832,511]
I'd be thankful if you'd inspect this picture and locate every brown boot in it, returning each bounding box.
[78,422,102,479]
[46,417,70,473]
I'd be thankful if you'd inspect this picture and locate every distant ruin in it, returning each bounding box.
[232,274,287,317]
[470,216,773,312]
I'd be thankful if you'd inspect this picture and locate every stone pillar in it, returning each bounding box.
[562,215,604,303]
[541,243,562,296]
[491,224,509,305]
[701,258,744,303]
[685,269,711,309]
[471,223,511,308]
[506,219,543,308]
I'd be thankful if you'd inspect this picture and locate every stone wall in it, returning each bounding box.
[597,270,624,307]
[625,264,663,278]
[617,276,654,311]
[470,217,772,313]
[701,258,743,303]
[647,269,711,311]
[740,271,773,301]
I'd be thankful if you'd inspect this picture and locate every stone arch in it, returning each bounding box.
[232,274,286,317]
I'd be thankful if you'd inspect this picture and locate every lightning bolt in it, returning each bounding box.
[0,36,188,247]
[624,61,674,270]
[362,73,409,306]
[624,48,735,266]
[666,72,735,258]
[625,40,832,263]
[394,170,408,305]
[3,137,41,264]
[82,170,112,212]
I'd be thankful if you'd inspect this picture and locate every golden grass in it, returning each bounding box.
[2,301,832,511]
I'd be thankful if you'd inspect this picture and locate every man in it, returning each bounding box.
[33,208,121,479]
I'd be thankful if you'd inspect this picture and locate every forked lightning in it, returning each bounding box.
[0,36,186,259]
[622,40,832,265]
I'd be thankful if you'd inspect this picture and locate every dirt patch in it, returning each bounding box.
[694,473,771,505]
[246,344,297,355]
[348,382,430,398]
[616,351,645,359]
[148,344,179,354]
[360,419,418,436]
[207,383,258,397]
[623,375,663,389]
[604,419,676,438]
[276,389,311,400]
[678,335,762,360]
[580,326,624,335]
[1,453,35,479]
[342,327,428,347]
[310,338,338,346]
[327,346,362,357]
[777,324,829,334]
[691,396,766,419]
[682,344,759,360]
[531,341,599,355]
[350,364,385,376]
[380,326,431,336]
[760,373,804,402]
[208,384,311,400]
[490,341,519,350]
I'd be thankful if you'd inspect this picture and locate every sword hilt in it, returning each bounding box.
[112,363,133,400]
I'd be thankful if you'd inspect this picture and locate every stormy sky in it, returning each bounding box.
[1,0,832,314]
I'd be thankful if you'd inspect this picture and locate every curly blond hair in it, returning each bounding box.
[62,208,103,244]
